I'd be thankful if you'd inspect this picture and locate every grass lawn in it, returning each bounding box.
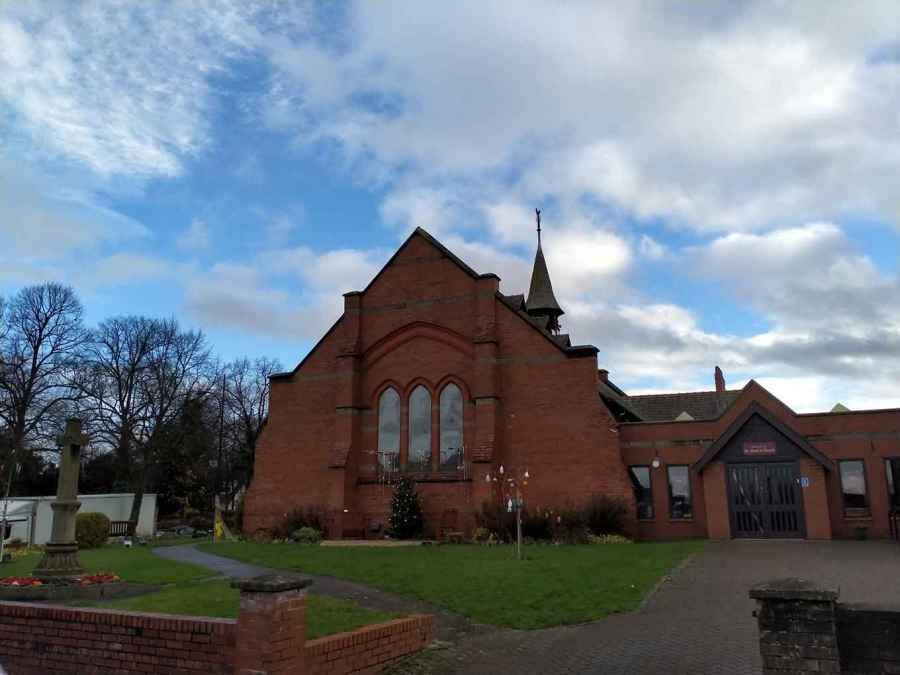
[2,546,397,639]
[199,541,703,629]
[85,579,396,639]
[1,546,211,583]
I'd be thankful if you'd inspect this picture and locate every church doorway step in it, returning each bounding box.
[727,461,806,538]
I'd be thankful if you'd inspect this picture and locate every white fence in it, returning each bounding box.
[0,493,157,545]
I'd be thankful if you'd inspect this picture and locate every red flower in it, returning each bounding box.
[0,576,43,587]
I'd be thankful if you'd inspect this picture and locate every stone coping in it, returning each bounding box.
[231,572,313,593]
[749,577,839,602]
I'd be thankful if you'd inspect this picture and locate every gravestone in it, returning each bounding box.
[33,418,89,579]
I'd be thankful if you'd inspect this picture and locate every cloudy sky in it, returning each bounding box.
[2,1,899,412]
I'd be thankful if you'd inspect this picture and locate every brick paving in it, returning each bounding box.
[390,540,900,675]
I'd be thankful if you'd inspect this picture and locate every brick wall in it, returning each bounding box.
[245,229,637,541]
[0,601,236,674]
[836,604,900,673]
[306,615,433,675]
[751,578,900,674]
[0,574,434,675]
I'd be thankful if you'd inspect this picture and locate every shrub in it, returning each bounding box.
[551,507,589,544]
[251,530,273,544]
[521,509,553,541]
[273,505,329,540]
[474,500,516,543]
[587,533,633,545]
[188,514,213,531]
[583,495,629,536]
[76,512,111,549]
[389,478,424,539]
[471,527,492,544]
[291,527,322,544]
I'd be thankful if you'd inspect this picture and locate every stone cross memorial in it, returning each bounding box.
[34,418,89,579]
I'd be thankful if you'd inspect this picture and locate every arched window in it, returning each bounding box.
[377,388,400,472]
[439,383,463,470]
[408,386,432,470]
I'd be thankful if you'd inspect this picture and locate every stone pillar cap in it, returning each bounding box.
[231,573,313,593]
[749,577,839,601]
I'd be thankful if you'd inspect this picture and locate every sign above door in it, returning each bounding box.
[743,441,777,456]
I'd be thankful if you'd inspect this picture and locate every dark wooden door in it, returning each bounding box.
[728,462,805,538]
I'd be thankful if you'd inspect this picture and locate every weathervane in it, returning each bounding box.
[535,208,542,246]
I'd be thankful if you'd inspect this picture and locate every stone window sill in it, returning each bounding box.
[358,473,471,485]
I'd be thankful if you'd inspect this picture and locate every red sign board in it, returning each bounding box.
[743,441,776,456]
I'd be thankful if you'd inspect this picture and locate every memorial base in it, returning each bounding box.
[33,543,83,579]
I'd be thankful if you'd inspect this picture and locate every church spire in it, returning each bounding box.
[526,208,564,334]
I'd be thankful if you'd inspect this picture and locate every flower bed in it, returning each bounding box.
[0,576,43,587]
[0,572,120,587]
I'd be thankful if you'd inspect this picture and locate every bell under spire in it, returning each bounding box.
[526,208,564,334]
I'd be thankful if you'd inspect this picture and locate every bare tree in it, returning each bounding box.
[0,284,87,466]
[129,319,211,522]
[219,356,281,506]
[81,316,161,489]
[80,315,211,522]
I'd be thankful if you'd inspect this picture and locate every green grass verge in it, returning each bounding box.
[199,541,703,629]
[83,579,396,639]
[1,546,211,584]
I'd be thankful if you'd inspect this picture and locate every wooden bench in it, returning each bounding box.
[109,520,136,538]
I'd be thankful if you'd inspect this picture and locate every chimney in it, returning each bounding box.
[599,369,609,383]
[714,366,725,393]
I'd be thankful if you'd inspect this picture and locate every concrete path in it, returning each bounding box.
[390,540,900,675]
[152,544,489,643]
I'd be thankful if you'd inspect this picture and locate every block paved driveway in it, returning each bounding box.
[393,540,900,675]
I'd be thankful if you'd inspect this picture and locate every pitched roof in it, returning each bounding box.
[526,243,563,317]
[497,293,596,357]
[694,401,833,473]
[620,389,742,422]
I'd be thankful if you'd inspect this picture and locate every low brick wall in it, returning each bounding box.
[0,575,434,675]
[0,601,236,674]
[307,615,434,675]
[751,578,900,674]
[836,604,900,673]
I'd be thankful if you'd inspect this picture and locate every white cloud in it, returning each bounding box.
[0,2,277,177]
[79,254,176,289]
[177,219,211,252]
[259,2,900,232]
[0,160,150,261]
[638,235,667,261]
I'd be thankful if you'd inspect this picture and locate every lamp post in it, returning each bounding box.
[485,464,530,560]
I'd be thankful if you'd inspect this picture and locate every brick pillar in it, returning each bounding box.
[233,574,313,675]
[749,578,840,674]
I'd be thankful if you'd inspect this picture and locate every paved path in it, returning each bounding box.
[392,540,900,675]
[153,544,489,643]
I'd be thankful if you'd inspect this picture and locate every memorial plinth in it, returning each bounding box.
[34,418,89,580]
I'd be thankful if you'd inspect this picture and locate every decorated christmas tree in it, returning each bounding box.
[389,477,424,539]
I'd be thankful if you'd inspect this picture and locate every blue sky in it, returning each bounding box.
[2,2,899,412]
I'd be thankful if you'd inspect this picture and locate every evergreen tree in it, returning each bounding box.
[389,477,424,539]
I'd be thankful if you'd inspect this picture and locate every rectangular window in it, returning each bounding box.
[885,458,900,509]
[667,465,692,519]
[839,460,869,517]
[629,466,653,520]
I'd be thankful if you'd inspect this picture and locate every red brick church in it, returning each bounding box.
[245,225,900,541]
